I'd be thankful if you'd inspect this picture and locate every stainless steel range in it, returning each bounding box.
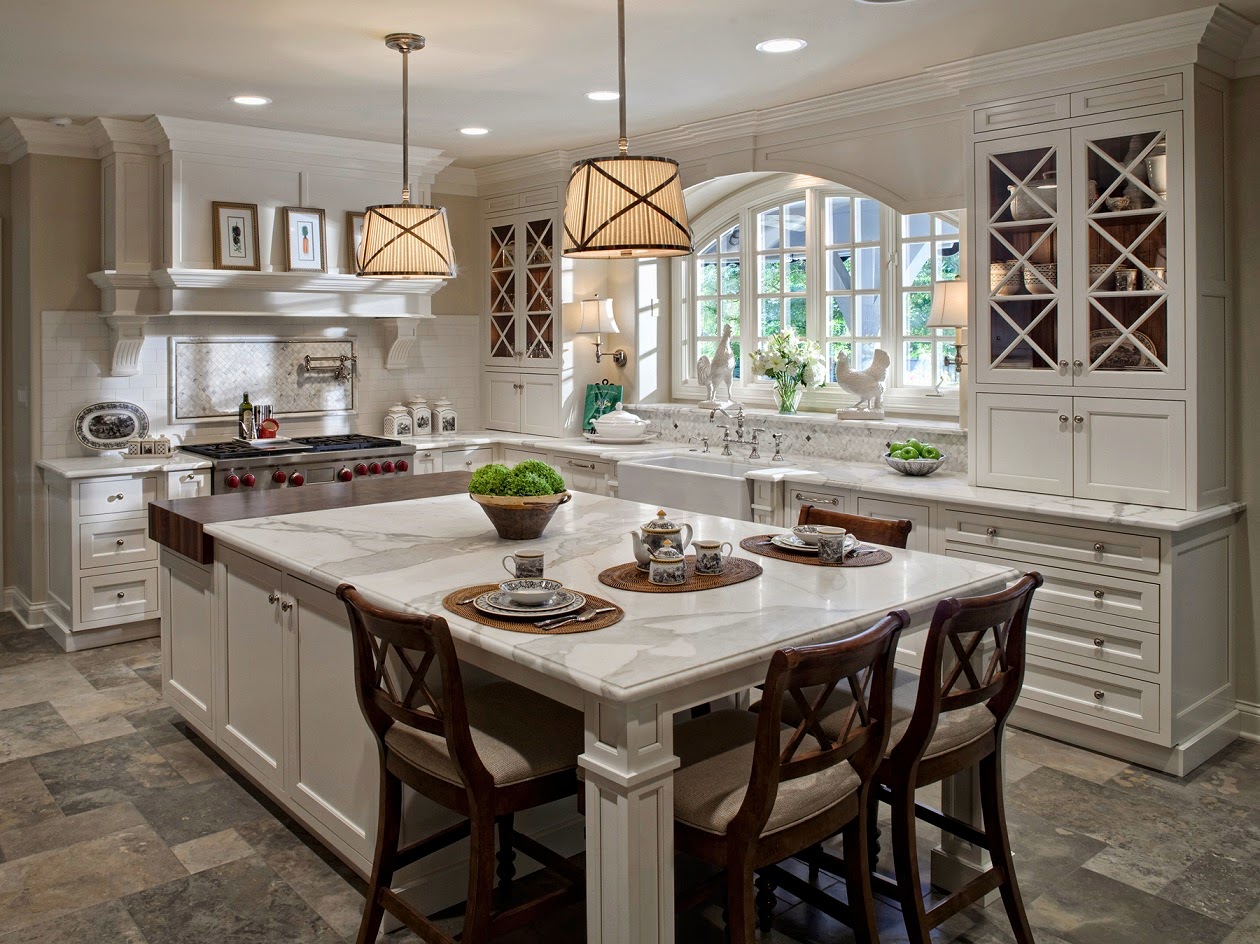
[181,435,415,493]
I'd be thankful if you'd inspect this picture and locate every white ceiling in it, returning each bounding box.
[1,0,1256,169]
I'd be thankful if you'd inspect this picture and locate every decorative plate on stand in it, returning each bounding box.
[74,402,150,452]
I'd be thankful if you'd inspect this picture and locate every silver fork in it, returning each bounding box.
[537,606,616,630]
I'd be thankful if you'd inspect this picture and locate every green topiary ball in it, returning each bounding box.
[468,463,511,495]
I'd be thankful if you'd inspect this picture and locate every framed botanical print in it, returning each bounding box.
[212,202,261,271]
[282,206,327,272]
[345,211,365,273]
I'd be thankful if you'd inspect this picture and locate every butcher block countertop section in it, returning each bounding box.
[149,471,473,564]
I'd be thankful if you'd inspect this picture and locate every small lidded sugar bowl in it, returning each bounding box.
[648,539,687,586]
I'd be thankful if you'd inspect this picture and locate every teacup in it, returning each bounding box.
[502,549,545,579]
[817,528,849,564]
[694,539,734,575]
[499,578,562,607]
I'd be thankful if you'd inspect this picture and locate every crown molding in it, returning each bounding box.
[473,150,572,189]
[0,117,98,163]
[85,117,164,157]
[434,165,479,197]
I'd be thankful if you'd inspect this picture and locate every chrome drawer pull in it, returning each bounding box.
[1093,542,1104,552]
[116,591,125,599]
[1093,637,1105,648]
[116,539,126,547]
[183,474,196,482]
[1093,589,1105,599]
[567,460,596,470]
[107,493,125,502]
[985,527,997,537]
[794,493,839,505]
[1093,690,1105,700]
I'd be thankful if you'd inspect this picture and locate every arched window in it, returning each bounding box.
[674,177,963,414]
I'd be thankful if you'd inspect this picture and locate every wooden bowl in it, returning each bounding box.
[470,492,572,540]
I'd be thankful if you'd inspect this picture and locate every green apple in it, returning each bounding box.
[888,441,907,454]
[919,445,941,460]
[905,438,922,449]
[897,447,921,460]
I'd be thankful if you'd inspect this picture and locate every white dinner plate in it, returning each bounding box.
[771,533,858,555]
[474,590,586,619]
[582,431,660,445]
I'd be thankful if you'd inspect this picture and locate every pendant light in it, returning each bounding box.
[358,33,455,279]
[563,0,692,259]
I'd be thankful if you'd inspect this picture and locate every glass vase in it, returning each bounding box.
[773,383,804,414]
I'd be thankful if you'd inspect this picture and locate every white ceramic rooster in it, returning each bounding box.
[834,348,891,416]
[697,323,739,407]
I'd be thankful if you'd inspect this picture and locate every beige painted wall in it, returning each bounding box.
[1230,75,1259,709]
[5,155,100,601]
[430,193,481,317]
[0,162,10,592]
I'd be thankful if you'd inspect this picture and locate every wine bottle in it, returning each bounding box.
[238,391,253,439]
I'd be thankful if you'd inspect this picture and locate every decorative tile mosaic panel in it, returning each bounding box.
[625,404,969,473]
[172,338,355,420]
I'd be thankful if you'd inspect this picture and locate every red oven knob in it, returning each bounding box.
[354,463,369,477]
[225,474,240,489]
[396,459,409,473]
[381,460,395,474]
[289,472,305,487]
[368,462,382,475]
[241,474,256,488]
[272,469,287,484]
[338,467,354,482]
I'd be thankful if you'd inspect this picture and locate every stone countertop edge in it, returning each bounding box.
[38,453,214,479]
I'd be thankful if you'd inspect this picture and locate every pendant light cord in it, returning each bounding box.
[401,42,411,203]
[617,0,628,155]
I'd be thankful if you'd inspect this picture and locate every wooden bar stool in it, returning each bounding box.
[786,574,1044,944]
[672,610,909,944]
[797,504,913,549]
[337,585,584,944]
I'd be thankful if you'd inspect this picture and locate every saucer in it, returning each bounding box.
[771,533,858,555]
[474,589,585,618]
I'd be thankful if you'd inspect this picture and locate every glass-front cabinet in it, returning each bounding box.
[975,130,1072,385]
[974,116,1183,390]
[484,212,560,369]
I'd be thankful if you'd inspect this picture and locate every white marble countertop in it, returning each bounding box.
[38,452,213,479]
[205,491,1015,704]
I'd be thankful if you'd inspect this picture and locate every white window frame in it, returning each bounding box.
[671,177,964,417]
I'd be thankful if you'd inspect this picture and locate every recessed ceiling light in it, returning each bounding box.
[231,95,272,106]
[755,38,807,54]
[586,90,620,102]
[460,127,490,136]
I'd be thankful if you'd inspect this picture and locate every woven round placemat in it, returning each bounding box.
[739,536,894,568]
[598,556,763,593]
[442,584,622,635]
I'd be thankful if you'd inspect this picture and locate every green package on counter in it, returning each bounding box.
[583,382,623,433]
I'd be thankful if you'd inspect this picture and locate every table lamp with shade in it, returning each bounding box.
[577,295,626,367]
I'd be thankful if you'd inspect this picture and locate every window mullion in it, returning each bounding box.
[805,189,824,345]
[883,206,899,388]
[739,205,754,388]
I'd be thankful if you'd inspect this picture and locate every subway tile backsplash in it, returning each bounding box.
[42,311,482,458]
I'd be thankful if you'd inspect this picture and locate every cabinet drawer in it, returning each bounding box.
[856,497,933,553]
[947,550,1160,623]
[79,518,157,568]
[974,95,1070,133]
[78,476,157,517]
[166,469,211,500]
[442,447,494,473]
[787,486,848,525]
[1071,75,1182,116]
[1027,609,1159,675]
[1021,655,1160,733]
[79,568,159,624]
[944,509,1160,574]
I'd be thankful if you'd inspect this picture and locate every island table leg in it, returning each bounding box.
[931,766,998,905]
[579,696,680,944]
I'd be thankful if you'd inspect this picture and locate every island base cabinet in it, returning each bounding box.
[161,551,216,738]
[219,547,287,792]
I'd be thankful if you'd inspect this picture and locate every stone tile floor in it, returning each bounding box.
[1,613,1258,943]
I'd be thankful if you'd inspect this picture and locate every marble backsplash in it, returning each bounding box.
[624,403,968,473]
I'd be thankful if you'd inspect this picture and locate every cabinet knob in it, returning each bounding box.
[1093,637,1106,648]
[268,592,280,605]
[1093,690,1105,700]
[1073,359,1084,369]
[183,474,196,482]
[108,493,125,502]
[1093,542,1105,552]
[1074,415,1084,425]
[116,539,125,547]
[116,591,125,599]
[1093,588,1105,599]
[985,527,998,537]
[1058,359,1069,370]
[280,600,293,612]
[1058,414,1069,424]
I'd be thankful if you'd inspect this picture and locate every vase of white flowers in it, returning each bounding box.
[749,329,826,414]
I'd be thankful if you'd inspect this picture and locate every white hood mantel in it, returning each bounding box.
[39,114,457,376]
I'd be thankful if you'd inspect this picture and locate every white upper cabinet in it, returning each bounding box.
[484,212,561,370]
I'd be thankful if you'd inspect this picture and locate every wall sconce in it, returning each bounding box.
[926,279,968,396]
[577,295,626,367]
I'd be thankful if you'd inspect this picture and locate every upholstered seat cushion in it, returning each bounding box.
[384,680,582,787]
[673,709,861,837]
[779,668,995,761]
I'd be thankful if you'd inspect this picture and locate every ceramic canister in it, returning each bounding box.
[384,403,412,437]
[648,539,687,586]
[408,396,432,435]
[434,396,458,435]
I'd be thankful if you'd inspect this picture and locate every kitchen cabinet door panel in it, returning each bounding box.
[162,552,215,736]
[520,375,560,437]
[855,497,934,553]
[485,373,522,430]
[1072,397,1186,508]
[975,393,1073,495]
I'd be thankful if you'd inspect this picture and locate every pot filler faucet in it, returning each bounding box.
[708,406,768,460]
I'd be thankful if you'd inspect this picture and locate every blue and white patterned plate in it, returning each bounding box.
[74,401,150,452]
[474,589,586,619]
[771,533,858,555]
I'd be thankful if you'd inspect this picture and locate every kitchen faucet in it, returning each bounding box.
[708,405,765,460]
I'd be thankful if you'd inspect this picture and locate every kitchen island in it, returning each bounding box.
[154,486,1017,943]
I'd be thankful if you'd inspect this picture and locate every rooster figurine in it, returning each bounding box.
[834,348,891,416]
[697,323,739,407]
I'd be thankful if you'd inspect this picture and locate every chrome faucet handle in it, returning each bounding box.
[749,427,766,442]
[770,432,787,462]
[688,435,711,454]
